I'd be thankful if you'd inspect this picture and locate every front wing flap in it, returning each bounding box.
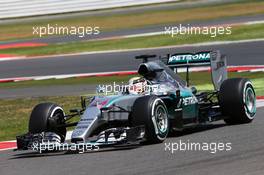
[15,126,145,153]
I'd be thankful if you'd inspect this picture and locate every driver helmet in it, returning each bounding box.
[128,77,147,95]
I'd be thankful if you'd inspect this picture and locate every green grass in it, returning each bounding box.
[1,23,263,56]
[0,72,263,91]
[0,71,263,141]
[1,1,264,41]
[0,96,81,141]
[196,78,264,96]
[183,71,264,96]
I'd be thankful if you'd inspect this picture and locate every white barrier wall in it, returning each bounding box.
[0,0,179,19]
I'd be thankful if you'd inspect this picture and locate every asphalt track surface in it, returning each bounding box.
[1,107,264,175]
[0,40,263,79]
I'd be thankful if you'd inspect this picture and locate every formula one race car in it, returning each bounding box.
[16,50,257,152]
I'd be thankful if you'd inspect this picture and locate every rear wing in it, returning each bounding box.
[163,50,228,90]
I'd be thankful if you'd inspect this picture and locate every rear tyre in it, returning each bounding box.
[29,103,66,142]
[219,78,256,124]
[131,96,169,143]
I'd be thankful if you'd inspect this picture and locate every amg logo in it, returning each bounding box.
[168,53,210,64]
[182,96,198,106]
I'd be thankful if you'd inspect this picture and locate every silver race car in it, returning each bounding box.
[16,50,257,152]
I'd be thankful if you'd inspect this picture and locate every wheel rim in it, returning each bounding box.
[155,105,168,133]
[244,87,256,116]
[48,107,66,141]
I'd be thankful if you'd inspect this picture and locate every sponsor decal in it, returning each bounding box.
[182,96,198,106]
[168,52,210,64]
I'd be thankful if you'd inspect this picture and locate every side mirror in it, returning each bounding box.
[191,86,197,95]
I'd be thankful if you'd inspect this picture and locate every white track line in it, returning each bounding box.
[1,65,264,83]
[110,20,264,39]
[1,39,264,62]
[0,147,17,151]
[244,20,264,25]
[23,38,264,59]
[257,99,264,108]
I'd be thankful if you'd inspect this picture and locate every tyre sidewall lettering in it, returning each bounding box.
[151,98,168,141]
[243,81,256,120]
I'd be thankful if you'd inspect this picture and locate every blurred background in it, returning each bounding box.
[1,1,264,175]
[0,0,264,160]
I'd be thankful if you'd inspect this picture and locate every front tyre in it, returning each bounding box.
[131,96,169,143]
[29,103,66,142]
[219,78,256,124]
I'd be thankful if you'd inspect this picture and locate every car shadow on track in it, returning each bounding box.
[11,123,227,159]
[10,144,140,159]
[168,123,227,137]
